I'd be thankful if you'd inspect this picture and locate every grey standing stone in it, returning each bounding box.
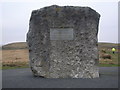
[26,5,100,78]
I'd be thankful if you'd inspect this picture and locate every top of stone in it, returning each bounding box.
[30,5,100,28]
[31,5,100,18]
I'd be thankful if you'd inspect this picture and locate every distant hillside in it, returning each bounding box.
[98,42,118,49]
[2,42,28,50]
[2,42,119,50]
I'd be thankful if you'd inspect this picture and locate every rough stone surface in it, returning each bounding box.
[26,5,100,78]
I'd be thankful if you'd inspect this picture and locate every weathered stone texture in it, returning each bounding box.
[27,5,100,78]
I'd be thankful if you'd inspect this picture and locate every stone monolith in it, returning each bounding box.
[27,5,100,78]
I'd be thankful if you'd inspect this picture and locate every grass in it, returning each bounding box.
[1,42,119,69]
[1,65,29,70]
[1,49,29,70]
[99,48,119,66]
[1,61,29,70]
[99,64,120,67]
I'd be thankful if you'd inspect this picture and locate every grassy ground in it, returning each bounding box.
[1,42,119,69]
[0,49,29,69]
[99,47,119,67]
[1,65,29,70]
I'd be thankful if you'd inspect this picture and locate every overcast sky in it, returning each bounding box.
[1,0,119,45]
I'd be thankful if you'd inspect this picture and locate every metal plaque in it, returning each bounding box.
[50,28,73,40]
